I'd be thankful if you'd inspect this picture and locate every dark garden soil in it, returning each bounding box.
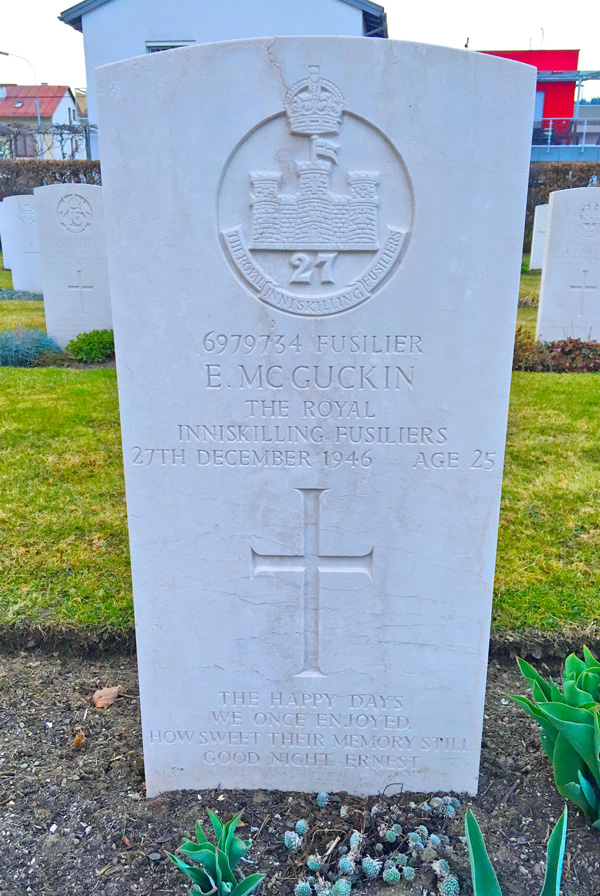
[1,650,599,896]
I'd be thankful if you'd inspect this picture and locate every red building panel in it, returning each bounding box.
[481,50,580,136]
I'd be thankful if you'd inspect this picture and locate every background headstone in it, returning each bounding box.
[1,195,43,293]
[529,203,548,270]
[96,37,535,798]
[537,187,600,341]
[0,199,16,271]
[34,184,112,347]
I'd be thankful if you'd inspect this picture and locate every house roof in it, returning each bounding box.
[59,0,387,37]
[0,85,73,119]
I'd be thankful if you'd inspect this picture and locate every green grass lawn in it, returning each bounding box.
[516,305,537,336]
[0,251,12,289]
[0,300,46,331]
[0,368,599,633]
[495,373,600,631]
[0,369,130,628]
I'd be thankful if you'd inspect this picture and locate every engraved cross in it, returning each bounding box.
[68,269,94,314]
[570,269,598,317]
[251,488,373,678]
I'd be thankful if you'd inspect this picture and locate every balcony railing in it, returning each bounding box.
[533,116,600,151]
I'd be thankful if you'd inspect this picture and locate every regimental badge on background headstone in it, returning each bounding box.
[219,66,413,316]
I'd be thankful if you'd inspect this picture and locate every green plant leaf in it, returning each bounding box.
[510,696,558,759]
[216,845,237,887]
[214,848,223,894]
[583,646,598,668]
[565,653,587,678]
[517,658,552,701]
[539,807,567,896]
[464,810,503,896]
[550,681,563,702]
[169,853,216,890]
[564,679,595,708]
[229,873,265,896]
[228,835,250,870]
[196,821,209,845]
[224,811,244,857]
[552,731,594,816]
[538,703,598,779]
[208,810,224,841]
[578,771,599,814]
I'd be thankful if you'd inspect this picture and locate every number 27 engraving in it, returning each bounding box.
[290,252,338,285]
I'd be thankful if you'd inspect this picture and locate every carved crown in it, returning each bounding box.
[284,66,344,136]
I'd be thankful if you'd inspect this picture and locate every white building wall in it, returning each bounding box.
[83,0,364,157]
[50,94,87,159]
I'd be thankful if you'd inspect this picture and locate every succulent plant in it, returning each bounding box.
[316,792,329,808]
[392,823,403,836]
[307,855,322,872]
[403,866,415,882]
[440,875,460,896]
[285,831,303,851]
[295,882,313,896]
[428,834,441,849]
[331,879,352,896]
[415,825,428,839]
[395,853,408,867]
[295,820,308,836]
[385,830,397,843]
[382,866,402,885]
[361,857,382,879]
[338,855,355,876]
[349,831,363,850]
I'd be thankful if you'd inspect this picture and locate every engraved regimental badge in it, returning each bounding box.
[219,66,413,316]
[575,201,600,238]
[57,194,93,233]
[19,203,36,225]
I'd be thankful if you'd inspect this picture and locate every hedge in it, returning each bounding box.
[0,159,101,200]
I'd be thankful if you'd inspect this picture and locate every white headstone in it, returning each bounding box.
[0,198,15,271]
[529,203,548,270]
[34,184,112,347]
[536,188,600,341]
[1,194,42,293]
[96,38,535,798]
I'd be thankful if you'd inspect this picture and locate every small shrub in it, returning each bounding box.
[169,810,264,896]
[0,327,61,367]
[513,330,600,373]
[512,327,551,371]
[0,288,43,301]
[512,647,600,826]
[66,328,115,363]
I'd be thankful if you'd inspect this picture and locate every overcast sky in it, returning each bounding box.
[0,0,598,97]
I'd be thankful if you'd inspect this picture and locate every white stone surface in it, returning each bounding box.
[96,37,535,798]
[529,204,548,270]
[1,195,42,292]
[537,188,600,341]
[34,184,112,347]
[0,198,16,270]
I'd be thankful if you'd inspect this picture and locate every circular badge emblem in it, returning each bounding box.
[575,201,600,238]
[218,66,413,317]
[57,194,93,233]
[19,203,36,224]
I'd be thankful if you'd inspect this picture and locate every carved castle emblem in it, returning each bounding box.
[575,201,600,238]
[219,66,412,316]
[57,194,93,233]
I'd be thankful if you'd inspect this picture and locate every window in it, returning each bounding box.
[14,132,37,158]
[146,40,195,53]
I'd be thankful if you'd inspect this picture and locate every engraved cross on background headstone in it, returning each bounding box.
[251,488,373,677]
[570,269,598,317]
[68,269,94,315]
